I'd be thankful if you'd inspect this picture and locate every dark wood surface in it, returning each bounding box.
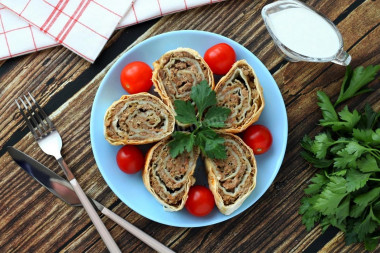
[1,0,379,252]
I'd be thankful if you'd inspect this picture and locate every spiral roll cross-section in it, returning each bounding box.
[152,48,214,126]
[104,93,175,145]
[142,137,200,211]
[204,133,257,215]
[215,60,265,133]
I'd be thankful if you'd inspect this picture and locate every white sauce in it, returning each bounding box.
[268,7,340,58]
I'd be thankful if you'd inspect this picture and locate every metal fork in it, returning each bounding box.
[16,93,121,253]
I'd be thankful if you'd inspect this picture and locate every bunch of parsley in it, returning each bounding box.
[168,80,231,159]
[300,65,380,251]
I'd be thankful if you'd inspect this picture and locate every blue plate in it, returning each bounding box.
[90,30,288,227]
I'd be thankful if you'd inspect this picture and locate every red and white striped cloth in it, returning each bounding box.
[0,0,224,63]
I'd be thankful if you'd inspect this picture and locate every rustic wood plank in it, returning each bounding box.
[319,232,380,252]
[0,0,379,252]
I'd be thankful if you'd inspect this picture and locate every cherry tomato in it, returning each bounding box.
[116,145,145,174]
[243,125,273,155]
[120,61,153,94]
[204,43,236,75]
[185,185,215,216]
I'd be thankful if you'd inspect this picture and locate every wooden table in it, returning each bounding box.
[1,0,379,252]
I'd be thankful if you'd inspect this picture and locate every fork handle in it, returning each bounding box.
[57,159,121,253]
[101,207,175,253]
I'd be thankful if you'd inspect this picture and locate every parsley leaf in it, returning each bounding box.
[317,91,338,124]
[357,154,380,173]
[345,141,368,158]
[364,237,379,251]
[174,100,198,125]
[190,80,217,118]
[203,106,231,128]
[357,104,379,129]
[300,135,333,168]
[304,173,328,195]
[353,210,378,241]
[334,149,357,169]
[353,128,376,144]
[195,127,227,159]
[310,132,334,159]
[299,196,321,230]
[300,151,333,168]
[354,187,380,207]
[320,106,361,132]
[350,203,368,218]
[300,65,380,251]
[335,65,380,106]
[170,81,231,159]
[346,168,370,192]
[336,196,350,223]
[313,176,348,215]
[168,132,194,158]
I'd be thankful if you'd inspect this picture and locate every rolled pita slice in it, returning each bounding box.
[142,137,200,211]
[204,133,257,215]
[152,48,214,126]
[104,93,175,145]
[215,60,264,133]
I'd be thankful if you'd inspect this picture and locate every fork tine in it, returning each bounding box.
[15,98,40,139]
[23,94,50,133]
[28,92,55,130]
[19,96,44,137]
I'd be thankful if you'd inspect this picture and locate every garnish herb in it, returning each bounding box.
[169,80,231,159]
[300,65,380,251]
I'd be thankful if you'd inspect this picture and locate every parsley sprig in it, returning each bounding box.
[168,80,231,159]
[300,65,380,251]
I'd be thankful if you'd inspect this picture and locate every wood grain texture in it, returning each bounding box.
[0,0,379,252]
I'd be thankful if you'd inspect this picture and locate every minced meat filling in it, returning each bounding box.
[149,142,193,206]
[215,65,260,128]
[213,137,255,205]
[105,96,168,140]
[158,51,209,102]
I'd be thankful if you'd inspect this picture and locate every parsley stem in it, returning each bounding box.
[369,178,380,182]
[369,151,380,160]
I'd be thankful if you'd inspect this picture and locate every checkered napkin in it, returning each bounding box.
[0,0,224,62]
[0,0,133,62]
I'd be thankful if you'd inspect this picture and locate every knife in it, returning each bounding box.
[7,146,175,253]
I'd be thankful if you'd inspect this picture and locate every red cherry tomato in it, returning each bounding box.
[204,43,236,75]
[185,185,215,217]
[116,145,145,174]
[120,61,153,94]
[243,125,273,155]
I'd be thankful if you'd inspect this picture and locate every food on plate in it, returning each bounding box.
[169,81,231,159]
[214,59,265,133]
[142,136,200,211]
[204,133,257,215]
[152,48,214,126]
[104,93,175,145]
[204,43,236,75]
[116,145,145,174]
[243,124,273,155]
[185,185,215,217]
[120,61,153,94]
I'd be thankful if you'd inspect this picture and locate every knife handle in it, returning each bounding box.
[101,207,175,253]
[70,178,121,253]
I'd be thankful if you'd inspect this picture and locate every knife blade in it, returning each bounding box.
[7,146,174,253]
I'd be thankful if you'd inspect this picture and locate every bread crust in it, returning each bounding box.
[204,133,257,215]
[215,59,265,133]
[104,92,175,145]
